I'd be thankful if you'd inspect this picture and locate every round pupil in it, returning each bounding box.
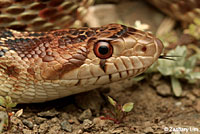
[98,45,109,55]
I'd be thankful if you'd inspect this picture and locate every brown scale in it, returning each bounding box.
[1,24,130,80]
[0,0,94,31]
[0,29,14,38]
[0,24,128,56]
[147,0,200,23]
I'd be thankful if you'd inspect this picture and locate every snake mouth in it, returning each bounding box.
[59,67,148,87]
[60,55,154,86]
[92,55,154,84]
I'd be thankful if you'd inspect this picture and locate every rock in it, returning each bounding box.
[34,117,46,125]
[143,121,151,127]
[78,109,92,121]
[110,128,124,134]
[192,88,200,97]
[143,127,154,133]
[83,132,90,134]
[0,111,8,125]
[77,129,83,134]
[194,99,200,112]
[116,1,164,32]
[60,120,72,132]
[75,90,104,113]
[152,74,162,81]
[37,108,59,118]
[175,102,182,107]
[22,119,34,129]
[48,125,61,134]
[61,112,70,120]
[93,117,106,127]
[186,93,196,101]
[85,1,164,32]
[69,116,80,125]
[11,116,23,126]
[156,83,172,96]
[38,122,49,133]
[51,117,59,123]
[82,119,93,130]
[85,4,119,27]
[22,129,32,134]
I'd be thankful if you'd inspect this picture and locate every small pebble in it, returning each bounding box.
[194,99,200,112]
[60,120,72,132]
[78,109,92,121]
[186,93,196,101]
[22,119,33,129]
[143,127,154,133]
[175,101,182,107]
[192,88,200,97]
[156,83,172,96]
[111,129,124,134]
[34,117,46,125]
[37,109,59,117]
[51,117,59,123]
[77,129,83,134]
[93,117,106,127]
[83,119,93,130]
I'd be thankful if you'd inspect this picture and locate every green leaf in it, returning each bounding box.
[184,55,197,69]
[157,59,174,76]
[5,96,12,104]
[107,96,117,107]
[194,18,200,25]
[122,102,134,112]
[171,76,182,97]
[0,96,5,107]
[132,75,145,82]
[7,103,17,108]
[189,72,200,79]
[0,106,5,112]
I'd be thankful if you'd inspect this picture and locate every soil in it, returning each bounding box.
[1,0,200,134]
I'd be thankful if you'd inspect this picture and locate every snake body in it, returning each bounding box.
[0,0,93,31]
[148,0,200,23]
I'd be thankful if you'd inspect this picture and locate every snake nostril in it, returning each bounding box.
[141,46,147,52]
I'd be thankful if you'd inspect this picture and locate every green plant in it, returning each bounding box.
[147,46,200,96]
[0,96,17,131]
[184,18,200,40]
[100,96,134,124]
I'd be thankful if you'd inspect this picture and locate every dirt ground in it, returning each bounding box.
[1,0,200,134]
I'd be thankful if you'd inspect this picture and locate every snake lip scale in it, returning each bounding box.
[0,23,164,103]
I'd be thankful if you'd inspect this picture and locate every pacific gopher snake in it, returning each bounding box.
[2,0,197,103]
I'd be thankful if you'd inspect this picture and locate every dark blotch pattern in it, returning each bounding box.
[0,49,8,57]
[100,59,106,72]
[108,25,128,38]
[86,31,96,37]
[0,30,14,38]
[29,32,45,37]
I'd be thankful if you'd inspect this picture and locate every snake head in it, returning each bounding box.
[0,24,164,103]
[82,24,164,84]
[54,24,163,87]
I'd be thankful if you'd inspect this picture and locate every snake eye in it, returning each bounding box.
[94,41,113,59]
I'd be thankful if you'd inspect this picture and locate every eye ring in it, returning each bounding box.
[94,41,113,59]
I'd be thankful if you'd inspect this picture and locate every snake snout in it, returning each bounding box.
[119,35,163,59]
[154,38,164,57]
